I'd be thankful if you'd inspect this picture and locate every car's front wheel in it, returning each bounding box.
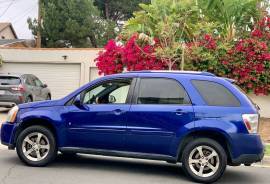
[16,125,57,166]
[181,138,227,183]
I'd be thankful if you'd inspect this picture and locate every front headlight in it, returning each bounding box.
[6,106,19,123]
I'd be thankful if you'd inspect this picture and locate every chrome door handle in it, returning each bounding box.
[113,109,124,115]
[175,109,185,115]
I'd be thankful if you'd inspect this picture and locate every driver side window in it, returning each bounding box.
[82,79,131,105]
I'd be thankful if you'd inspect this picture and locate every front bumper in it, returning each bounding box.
[0,122,16,149]
[230,133,264,164]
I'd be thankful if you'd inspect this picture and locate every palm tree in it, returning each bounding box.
[198,0,262,41]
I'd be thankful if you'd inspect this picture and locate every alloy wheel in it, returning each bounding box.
[188,145,220,178]
[22,132,50,162]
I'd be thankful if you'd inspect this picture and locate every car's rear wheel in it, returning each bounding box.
[181,138,227,183]
[16,125,57,166]
[46,94,51,100]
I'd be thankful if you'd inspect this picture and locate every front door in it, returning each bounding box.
[126,77,194,156]
[63,78,134,150]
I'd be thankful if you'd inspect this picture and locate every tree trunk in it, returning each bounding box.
[89,34,97,48]
[105,0,110,20]
[168,61,172,70]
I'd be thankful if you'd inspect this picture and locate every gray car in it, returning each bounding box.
[0,73,51,108]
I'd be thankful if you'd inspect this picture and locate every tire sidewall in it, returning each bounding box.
[182,138,227,183]
[16,125,57,167]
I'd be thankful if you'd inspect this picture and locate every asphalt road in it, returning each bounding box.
[0,146,270,184]
[1,112,270,184]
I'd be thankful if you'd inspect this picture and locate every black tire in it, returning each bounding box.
[181,138,227,183]
[16,125,57,167]
[25,96,32,103]
[46,94,51,100]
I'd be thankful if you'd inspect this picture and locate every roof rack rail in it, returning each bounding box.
[125,70,216,77]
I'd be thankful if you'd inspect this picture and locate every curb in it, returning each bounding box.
[252,156,270,167]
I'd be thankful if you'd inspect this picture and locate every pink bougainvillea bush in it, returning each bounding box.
[221,16,270,95]
[95,39,124,75]
[222,38,270,95]
[95,34,166,75]
[186,16,270,95]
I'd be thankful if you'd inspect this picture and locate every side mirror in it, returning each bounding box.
[42,84,48,88]
[74,95,82,107]
[109,95,116,103]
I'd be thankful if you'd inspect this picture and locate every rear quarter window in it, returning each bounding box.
[0,76,21,85]
[192,80,240,107]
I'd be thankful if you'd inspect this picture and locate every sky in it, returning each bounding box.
[0,0,38,39]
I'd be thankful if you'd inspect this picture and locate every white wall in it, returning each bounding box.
[248,94,270,118]
[0,48,102,85]
[0,48,269,117]
[0,27,16,39]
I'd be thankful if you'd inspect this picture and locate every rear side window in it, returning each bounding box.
[25,76,35,86]
[0,76,21,85]
[137,78,191,105]
[192,80,240,107]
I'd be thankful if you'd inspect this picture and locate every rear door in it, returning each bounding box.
[33,76,47,100]
[126,77,194,156]
[25,75,35,101]
[26,75,41,101]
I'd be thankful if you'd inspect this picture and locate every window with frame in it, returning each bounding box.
[192,80,240,107]
[25,75,35,86]
[82,79,131,105]
[137,78,191,105]
[34,77,43,87]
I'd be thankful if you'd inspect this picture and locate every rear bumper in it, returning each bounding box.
[0,102,17,108]
[230,133,264,164]
[232,152,264,165]
[0,95,24,107]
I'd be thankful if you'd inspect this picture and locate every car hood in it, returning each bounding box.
[18,100,61,109]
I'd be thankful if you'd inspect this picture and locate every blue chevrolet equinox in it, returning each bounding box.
[0,71,264,183]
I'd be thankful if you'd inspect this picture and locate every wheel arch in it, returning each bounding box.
[27,94,33,101]
[47,93,51,99]
[13,118,58,147]
[177,129,233,164]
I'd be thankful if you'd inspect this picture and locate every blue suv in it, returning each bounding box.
[0,71,264,183]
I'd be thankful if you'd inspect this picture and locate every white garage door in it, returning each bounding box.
[0,62,81,99]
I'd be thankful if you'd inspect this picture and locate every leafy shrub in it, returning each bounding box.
[222,38,270,95]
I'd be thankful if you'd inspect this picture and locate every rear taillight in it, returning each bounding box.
[11,84,25,92]
[242,114,259,134]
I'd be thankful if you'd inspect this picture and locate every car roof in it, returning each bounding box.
[101,70,234,85]
[125,70,216,76]
[0,73,33,77]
